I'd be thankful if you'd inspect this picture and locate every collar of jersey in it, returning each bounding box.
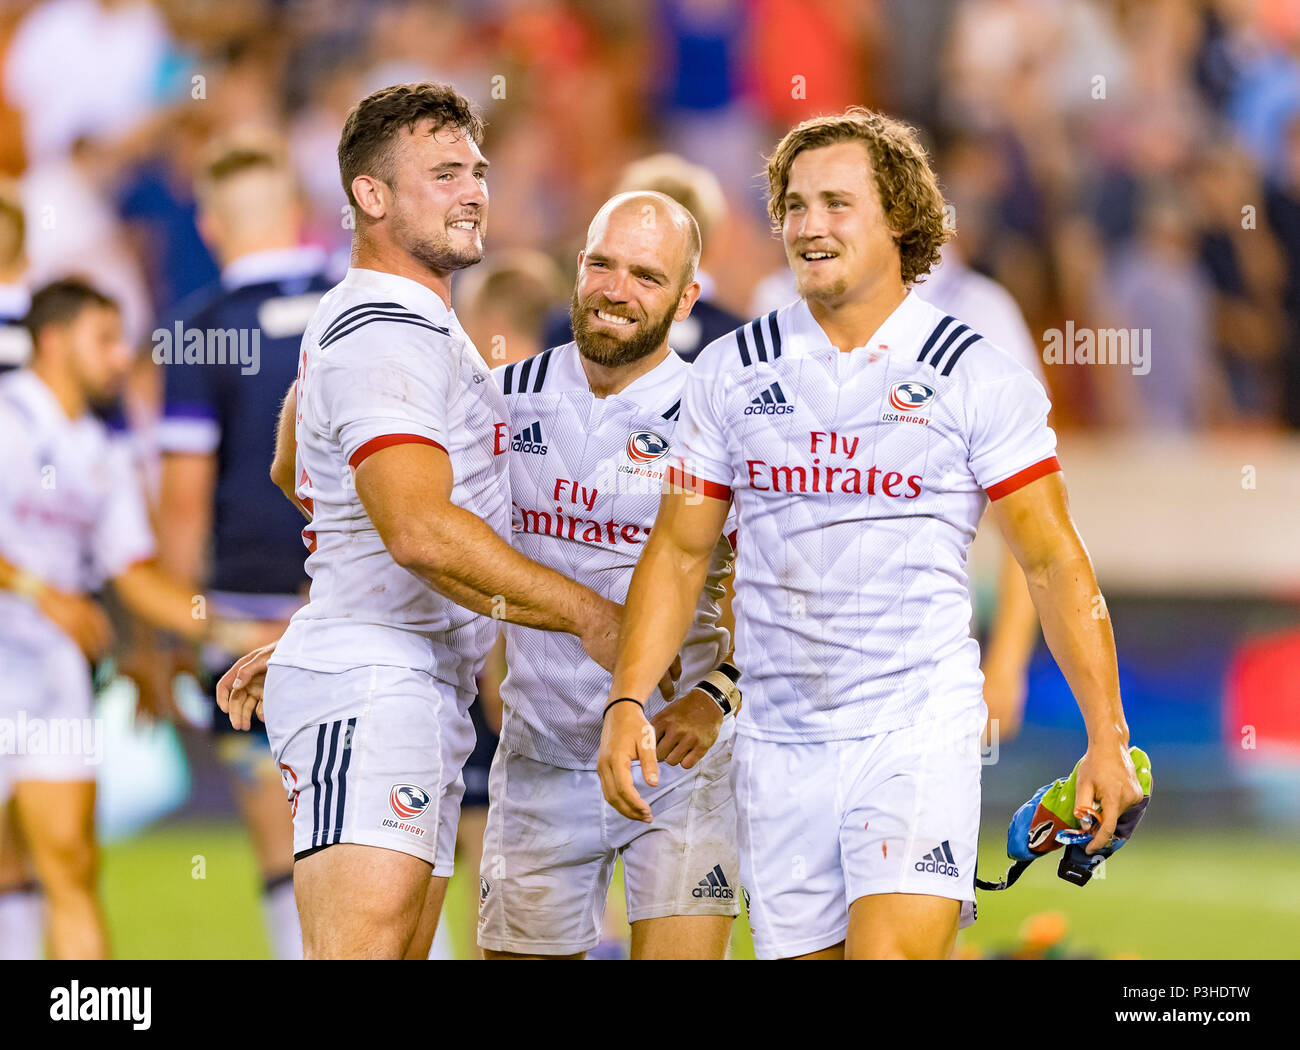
[3,368,91,428]
[222,246,328,291]
[787,290,938,358]
[343,267,458,327]
[546,340,688,403]
[0,282,30,320]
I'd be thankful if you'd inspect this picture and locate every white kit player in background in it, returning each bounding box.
[0,280,276,960]
[600,108,1144,960]
[217,83,647,961]
[478,192,741,960]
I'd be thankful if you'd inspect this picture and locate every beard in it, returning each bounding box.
[569,287,678,368]
[392,207,484,273]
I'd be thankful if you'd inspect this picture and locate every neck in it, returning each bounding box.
[30,358,87,419]
[352,233,454,309]
[218,235,303,269]
[806,275,908,353]
[579,341,671,399]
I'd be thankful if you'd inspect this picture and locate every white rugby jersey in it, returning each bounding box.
[495,342,735,769]
[270,269,511,697]
[0,369,155,650]
[672,291,1059,742]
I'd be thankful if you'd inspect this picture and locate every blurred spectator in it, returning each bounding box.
[1266,111,1300,429]
[457,248,566,367]
[1095,186,1225,430]
[4,0,173,167]
[0,176,30,371]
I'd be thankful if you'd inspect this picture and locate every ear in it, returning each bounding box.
[351,174,389,222]
[575,250,585,276]
[196,209,219,251]
[673,279,702,323]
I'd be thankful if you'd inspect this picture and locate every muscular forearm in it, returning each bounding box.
[609,526,711,702]
[0,553,44,596]
[1024,541,1128,746]
[400,502,613,634]
[112,561,210,642]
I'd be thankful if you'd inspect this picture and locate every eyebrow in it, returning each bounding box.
[431,159,490,173]
[785,188,856,201]
[586,253,669,282]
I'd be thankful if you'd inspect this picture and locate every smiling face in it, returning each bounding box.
[569,195,700,368]
[782,141,902,307]
[383,121,488,274]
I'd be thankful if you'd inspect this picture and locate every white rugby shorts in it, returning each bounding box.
[733,710,984,959]
[477,735,739,956]
[263,663,475,875]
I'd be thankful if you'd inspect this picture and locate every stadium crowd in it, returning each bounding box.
[0,0,1296,429]
[0,0,1292,960]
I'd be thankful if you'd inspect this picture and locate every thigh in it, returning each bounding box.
[731,735,847,960]
[617,736,739,954]
[13,780,97,879]
[630,914,732,959]
[846,893,960,960]
[266,664,465,868]
[476,747,611,958]
[405,874,450,960]
[293,842,431,959]
[840,713,983,955]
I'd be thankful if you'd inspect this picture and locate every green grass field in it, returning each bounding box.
[99,820,1299,959]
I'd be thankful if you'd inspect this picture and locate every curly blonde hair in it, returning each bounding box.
[766,108,950,286]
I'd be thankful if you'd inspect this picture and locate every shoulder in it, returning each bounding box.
[495,343,566,397]
[913,309,1036,388]
[694,302,795,376]
[314,297,455,360]
[166,279,226,328]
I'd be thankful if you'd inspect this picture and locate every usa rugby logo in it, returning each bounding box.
[888,381,934,412]
[627,431,669,464]
[389,784,432,820]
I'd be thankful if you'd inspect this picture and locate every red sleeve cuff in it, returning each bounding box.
[665,465,732,501]
[985,455,1061,501]
[348,434,446,470]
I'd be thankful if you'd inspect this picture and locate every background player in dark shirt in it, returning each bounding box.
[154,134,330,960]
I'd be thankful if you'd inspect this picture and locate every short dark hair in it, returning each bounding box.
[25,278,118,343]
[337,82,485,212]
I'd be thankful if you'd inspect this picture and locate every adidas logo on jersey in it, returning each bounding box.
[693,864,735,899]
[512,421,548,455]
[914,840,961,878]
[744,381,794,415]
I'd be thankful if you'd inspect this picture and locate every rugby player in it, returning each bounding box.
[477,191,739,960]
[599,108,1144,960]
[0,279,276,958]
[226,83,658,960]
[154,133,330,959]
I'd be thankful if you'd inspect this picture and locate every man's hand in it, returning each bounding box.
[597,700,660,823]
[1074,739,1144,854]
[120,637,180,724]
[650,689,723,769]
[580,600,679,701]
[37,587,113,661]
[578,599,623,672]
[216,640,279,731]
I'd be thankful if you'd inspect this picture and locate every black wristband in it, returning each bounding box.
[716,661,741,685]
[696,677,733,715]
[602,697,644,720]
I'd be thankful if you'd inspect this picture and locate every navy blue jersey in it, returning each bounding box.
[157,254,330,595]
